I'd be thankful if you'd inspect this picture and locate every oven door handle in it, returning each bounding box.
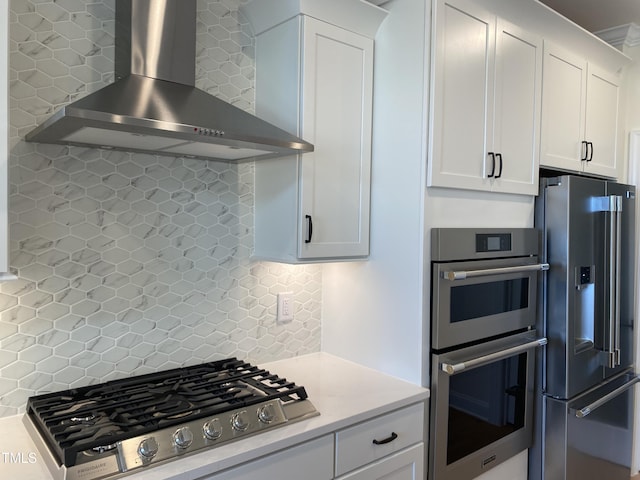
[574,375,640,418]
[442,263,550,281]
[441,337,547,375]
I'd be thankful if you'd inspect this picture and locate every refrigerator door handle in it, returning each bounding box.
[594,194,623,368]
[607,195,623,368]
[574,375,640,418]
[441,337,547,375]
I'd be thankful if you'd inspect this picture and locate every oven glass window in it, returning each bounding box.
[450,278,529,323]
[446,352,527,465]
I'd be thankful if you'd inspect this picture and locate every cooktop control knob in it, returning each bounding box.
[258,404,276,424]
[231,411,250,432]
[138,437,159,460]
[173,427,194,449]
[203,418,222,440]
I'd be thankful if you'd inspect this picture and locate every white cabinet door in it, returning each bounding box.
[540,43,588,172]
[428,0,540,195]
[298,18,372,259]
[490,20,541,195]
[429,0,494,191]
[540,42,621,178]
[200,435,333,480]
[584,64,620,178]
[336,444,424,480]
[253,14,375,262]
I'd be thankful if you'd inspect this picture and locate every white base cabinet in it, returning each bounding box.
[199,403,425,480]
[245,0,386,263]
[428,0,541,196]
[540,42,621,178]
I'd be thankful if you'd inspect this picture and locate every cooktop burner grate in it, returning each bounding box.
[26,358,310,468]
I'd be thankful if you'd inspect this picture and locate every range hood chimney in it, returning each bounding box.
[25,0,313,162]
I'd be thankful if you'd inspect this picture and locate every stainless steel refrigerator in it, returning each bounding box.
[530,174,638,479]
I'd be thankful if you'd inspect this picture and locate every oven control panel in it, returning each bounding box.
[431,228,539,261]
[475,233,511,253]
[116,400,288,472]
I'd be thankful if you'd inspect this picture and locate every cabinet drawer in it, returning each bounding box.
[200,435,334,480]
[334,403,424,476]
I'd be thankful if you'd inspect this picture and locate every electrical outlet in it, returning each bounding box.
[277,292,294,323]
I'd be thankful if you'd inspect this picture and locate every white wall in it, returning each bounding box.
[322,0,429,386]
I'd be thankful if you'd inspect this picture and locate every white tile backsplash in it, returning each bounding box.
[0,0,322,418]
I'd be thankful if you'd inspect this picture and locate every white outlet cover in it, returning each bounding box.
[277,292,294,323]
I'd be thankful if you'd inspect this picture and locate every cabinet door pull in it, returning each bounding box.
[587,142,594,162]
[495,153,503,179]
[305,215,313,244]
[581,140,588,161]
[372,432,398,445]
[487,152,496,178]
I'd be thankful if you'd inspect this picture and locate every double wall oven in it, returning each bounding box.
[429,228,548,480]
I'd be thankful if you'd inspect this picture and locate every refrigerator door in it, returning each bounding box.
[604,182,636,378]
[542,176,607,398]
[543,372,638,480]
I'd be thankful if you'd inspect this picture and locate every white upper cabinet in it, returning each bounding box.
[584,64,621,178]
[244,0,386,263]
[428,0,541,195]
[540,42,621,178]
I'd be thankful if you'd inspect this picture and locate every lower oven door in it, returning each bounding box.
[429,330,547,480]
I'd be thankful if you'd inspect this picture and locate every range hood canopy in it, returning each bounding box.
[25,0,313,162]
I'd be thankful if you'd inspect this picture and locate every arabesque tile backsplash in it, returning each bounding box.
[0,0,322,417]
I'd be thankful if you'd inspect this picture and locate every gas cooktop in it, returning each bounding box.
[23,358,319,480]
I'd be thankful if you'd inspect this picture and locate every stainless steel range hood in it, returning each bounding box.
[25,0,313,162]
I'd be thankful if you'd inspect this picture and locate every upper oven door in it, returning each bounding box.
[432,256,547,350]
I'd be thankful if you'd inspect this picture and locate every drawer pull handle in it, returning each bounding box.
[372,432,398,445]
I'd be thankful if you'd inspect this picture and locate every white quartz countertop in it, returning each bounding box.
[0,352,429,480]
